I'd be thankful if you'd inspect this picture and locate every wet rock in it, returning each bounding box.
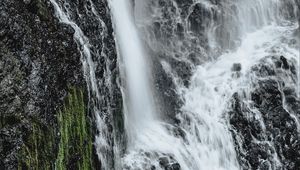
[173,126,186,140]
[23,0,31,5]
[158,155,181,170]
[231,63,242,78]
[159,157,170,167]
[280,56,289,69]
[188,3,214,34]
[0,0,118,169]
[175,23,184,38]
[152,58,183,124]
[59,23,75,35]
[229,56,300,170]
[169,163,181,170]
[231,63,242,72]
[252,63,276,77]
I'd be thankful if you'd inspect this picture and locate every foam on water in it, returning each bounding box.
[51,0,299,169]
[179,22,299,170]
[110,0,299,169]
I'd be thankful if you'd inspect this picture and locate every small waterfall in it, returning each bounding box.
[49,0,115,169]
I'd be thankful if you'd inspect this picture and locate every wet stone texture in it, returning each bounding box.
[140,0,258,126]
[143,0,222,125]
[229,56,300,170]
[51,0,123,168]
[123,150,181,170]
[0,0,121,169]
[0,0,85,169]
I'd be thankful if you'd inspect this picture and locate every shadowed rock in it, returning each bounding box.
[229,56,300,170]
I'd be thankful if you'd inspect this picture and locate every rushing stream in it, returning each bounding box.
[110,0,299,170]
[49,0,299,169]
[109,0,157,141]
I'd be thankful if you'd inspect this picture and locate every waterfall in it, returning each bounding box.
[110,1,239,169]
[50,0,299,169]
[49,0,115,169]
[110,0,299,170]
[109,0,157,142]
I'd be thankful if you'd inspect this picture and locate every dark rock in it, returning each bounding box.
[59,23,76,35]
[169,163,181,170]
[231,63,242,72]
[229,56,300,170]
[23,0,31,5]
[280,56,289,69]
[188,3,214,34]
[159,157,170,167]
[152,58,183,124]
[0,0,119,169]
[158,155,181,170]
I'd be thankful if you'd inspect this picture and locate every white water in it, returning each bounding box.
[183,22,299,170]
[49,1,113,169]
[109,0,157,145]
[110,0,239,169]
[50,0,299,169]
[110,0,299,170]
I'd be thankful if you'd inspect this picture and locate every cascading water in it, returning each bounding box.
[109,0,157,142]
[110,0,239,169]
[49,0,118,169]
[49,0,299,169]
[110,0,299,170]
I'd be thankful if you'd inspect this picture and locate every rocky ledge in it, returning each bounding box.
[229,56,300,170]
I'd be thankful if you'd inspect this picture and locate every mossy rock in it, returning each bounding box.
[55,87,93,170]
[17,87,93,170]
[18,122,56,170]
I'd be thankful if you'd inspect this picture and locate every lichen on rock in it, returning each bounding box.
[55,87,93,170]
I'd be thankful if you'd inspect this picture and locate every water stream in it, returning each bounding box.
[50,0,299,169]
[110,0,299,170]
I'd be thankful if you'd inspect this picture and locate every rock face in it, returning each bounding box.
[296,0,300,36]
[0,0,120,169]
[49,0,123,168]
[0,0,84,169]
[229,56,300,170]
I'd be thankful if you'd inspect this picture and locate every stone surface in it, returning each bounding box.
[0,0,84,168]
[229,56,300,170]
[0,0,120,169]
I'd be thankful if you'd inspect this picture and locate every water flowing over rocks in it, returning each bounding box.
[1,0,299,169]
[49,0,123,168]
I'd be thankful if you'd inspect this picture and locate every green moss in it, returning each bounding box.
[17,87,93,170]
[55,87,93,170]
[18,122,56,170]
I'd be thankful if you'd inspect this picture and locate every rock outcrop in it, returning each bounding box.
[0,0,120,169]
[229,56,300,170]
[0,0,84,169]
